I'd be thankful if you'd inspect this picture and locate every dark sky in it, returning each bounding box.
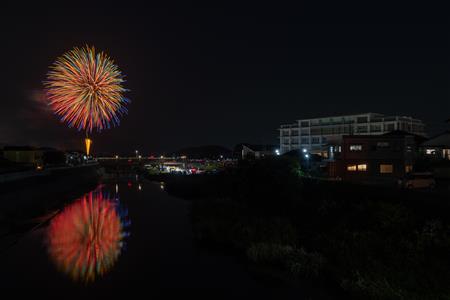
[1,2,449,155]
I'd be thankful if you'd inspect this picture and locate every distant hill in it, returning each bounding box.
[171,145,232,159]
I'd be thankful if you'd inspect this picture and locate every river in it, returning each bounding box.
[0,177,332,297]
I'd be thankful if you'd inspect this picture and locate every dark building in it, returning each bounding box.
[421,131,450,161]
[336,132,419,185]
[2,146,44,167]
[234,144,278,160]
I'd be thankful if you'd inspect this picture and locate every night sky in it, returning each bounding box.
[1,3,448,155]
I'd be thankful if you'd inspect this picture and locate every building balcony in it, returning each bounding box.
[309,121,355,127]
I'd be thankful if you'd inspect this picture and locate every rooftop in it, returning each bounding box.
[342,131,422,140]
[280,113,424,128]
[422,131,450,147]
[297,112,382,121]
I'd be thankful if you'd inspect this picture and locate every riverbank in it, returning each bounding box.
[0,164,103,239]
[150,157,450,299]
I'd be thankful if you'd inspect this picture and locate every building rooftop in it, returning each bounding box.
[340,131,427,143]
[279,113,424,127]
[422,131,450,147]
[296,112,382,121]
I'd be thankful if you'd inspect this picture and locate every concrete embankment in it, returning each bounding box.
[0,164,104,225]
[0,163,103,185]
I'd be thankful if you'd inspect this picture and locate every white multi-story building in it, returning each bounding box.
[279,113,426,156]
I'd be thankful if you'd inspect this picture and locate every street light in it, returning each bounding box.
[302,148,307,153]
[275,149,280,156]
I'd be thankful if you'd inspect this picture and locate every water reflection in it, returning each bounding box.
[46,185,130,283]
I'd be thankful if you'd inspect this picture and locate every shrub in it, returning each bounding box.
[341,272,408,300]
[247,243,325,279]
[286,248,325,278]
[247,243,295,264]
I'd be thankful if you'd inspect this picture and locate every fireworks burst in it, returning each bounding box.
[45,46,129,132]
[47,187,129,283]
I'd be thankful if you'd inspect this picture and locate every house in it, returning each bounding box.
[236,144,278,160]
[336,132,419,185]
[421,131,450,161]
[2,146,67,168]
[2,146,44,167]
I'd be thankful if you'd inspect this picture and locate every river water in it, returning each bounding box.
[0,178,332,297]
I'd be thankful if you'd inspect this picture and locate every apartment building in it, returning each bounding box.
[279,113,426,157]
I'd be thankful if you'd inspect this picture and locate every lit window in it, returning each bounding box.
[405,165,413,173]
[347,165,357,171]
[357,164,367,171]
[350,145,362,151]
[380,164,393,174]
[426,149,435,155]
[444,149,450,160]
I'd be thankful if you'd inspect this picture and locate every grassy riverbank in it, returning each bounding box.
[156,158,450,299]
